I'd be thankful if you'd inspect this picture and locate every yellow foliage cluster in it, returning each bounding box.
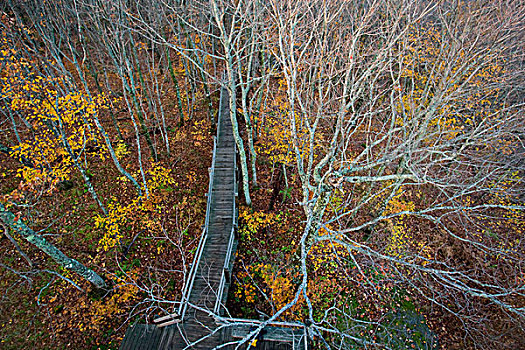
[385,188,415,258]
[235,263,302,318]
[238,208,281,241]
[84,269,140,331]
[191,119,209,143]
[95,199,134,251]
[146,163,177,191]
[398,25,505,141]
[0,32,110,187]
[252,263,299,314]
[96,164,176,251]
[383,189,432,263]
[255,264,294,310]
[234,271,257,303]
[309,226,349,271]
[495,238,521,262]
[385,220,412,259]
[255,111,295,164]
[114,141,130,160]
[256,108,323,165]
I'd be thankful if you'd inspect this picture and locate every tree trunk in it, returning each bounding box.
[0,203,106,289]
[226,68,252,206]
[167,47,186,127]
[268,163,283,211]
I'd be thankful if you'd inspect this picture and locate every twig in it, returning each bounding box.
[1,222,34,267]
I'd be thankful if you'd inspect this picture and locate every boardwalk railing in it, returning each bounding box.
[218,317,309,349]
[178,95,222,320]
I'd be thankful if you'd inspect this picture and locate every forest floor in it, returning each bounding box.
[1,111,462,349]
[0,43,478,350]
[227,158,457,349]
[0,100,214,349]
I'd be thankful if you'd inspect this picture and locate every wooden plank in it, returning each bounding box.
[158,326,178,350]
[122,324,158,350]
[156,318,181,328]
[153,313,181,324]
[127,325,143,350]
[119,326,134,350]
[146,326,161,350]
[230,325,305,344]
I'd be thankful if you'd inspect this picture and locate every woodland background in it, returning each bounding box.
[0,0,524,349]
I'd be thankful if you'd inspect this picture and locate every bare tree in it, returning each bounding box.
[2,0,524,348]
[122,0,275,206]
[262,0,524,347]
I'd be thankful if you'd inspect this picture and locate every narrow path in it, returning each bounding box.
[160,82,238,349]
[120,83,237,350]
[120,84,306,350]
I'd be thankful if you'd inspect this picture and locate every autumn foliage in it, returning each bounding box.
[1,1,524,350]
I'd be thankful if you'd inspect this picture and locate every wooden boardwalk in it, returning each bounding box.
[160,82,239,349]
[120,84,307,350]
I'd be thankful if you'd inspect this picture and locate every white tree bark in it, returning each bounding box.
[0,203,107,289]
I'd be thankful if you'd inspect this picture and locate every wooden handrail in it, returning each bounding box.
[178,132,218,320]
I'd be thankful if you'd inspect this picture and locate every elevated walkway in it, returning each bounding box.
[120,83,307,350]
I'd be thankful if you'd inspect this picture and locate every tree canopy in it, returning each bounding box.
[0,0,523,349]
